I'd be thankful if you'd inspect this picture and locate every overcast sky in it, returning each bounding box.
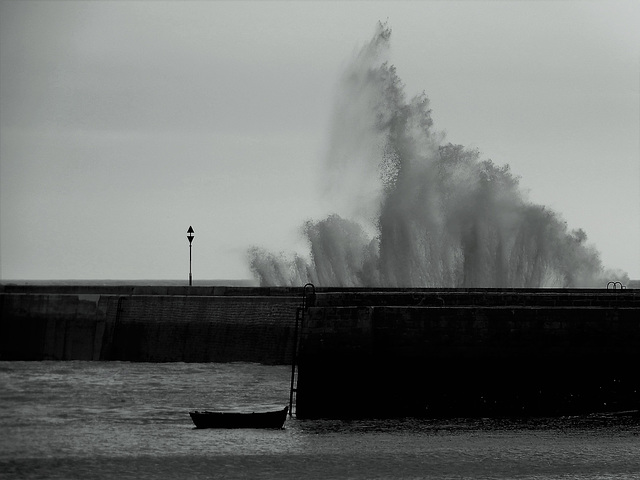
[1,0,639,282]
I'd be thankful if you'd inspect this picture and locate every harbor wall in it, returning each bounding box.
[0,286,301,363]
[295,289,640,418]
[3,284,640,417]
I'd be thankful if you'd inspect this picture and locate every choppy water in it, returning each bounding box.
[1,361,639,479]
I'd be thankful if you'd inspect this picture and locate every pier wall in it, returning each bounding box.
[295,289,640,418]
[3,285,640,417]
[0,286,301,363]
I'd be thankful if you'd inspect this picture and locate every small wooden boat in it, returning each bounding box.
[189,406,288,429]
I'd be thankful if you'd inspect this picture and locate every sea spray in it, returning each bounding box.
[249,23,621,288]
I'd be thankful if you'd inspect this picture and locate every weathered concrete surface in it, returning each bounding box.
[0,293,107,360]
[295,289,640,418]
[105,295,298,363]
[0,286,302,363]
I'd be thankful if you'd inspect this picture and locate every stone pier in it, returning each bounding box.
[0,285,301,364]
[295,288,640,418]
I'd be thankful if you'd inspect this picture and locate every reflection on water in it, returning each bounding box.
[1,361,639,479]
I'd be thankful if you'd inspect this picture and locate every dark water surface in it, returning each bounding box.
[1,361,639,479]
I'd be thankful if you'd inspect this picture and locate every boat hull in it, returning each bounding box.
[189,406,288,429]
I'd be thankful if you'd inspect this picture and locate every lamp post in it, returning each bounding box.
[187,226,194,286]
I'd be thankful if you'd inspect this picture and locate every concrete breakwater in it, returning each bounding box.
[3,284,640,418]
[295,288,640,418]
[0,285,303,363]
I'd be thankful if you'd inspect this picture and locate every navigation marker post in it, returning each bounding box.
[187,226,194,286]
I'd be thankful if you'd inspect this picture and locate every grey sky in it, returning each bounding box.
[1,0,639,281]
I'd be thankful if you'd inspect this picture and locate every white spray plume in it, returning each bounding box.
[248,22,627,288]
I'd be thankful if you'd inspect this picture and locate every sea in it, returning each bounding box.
[1,361,639,480]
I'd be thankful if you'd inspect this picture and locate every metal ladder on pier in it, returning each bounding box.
[289,283,315,417]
